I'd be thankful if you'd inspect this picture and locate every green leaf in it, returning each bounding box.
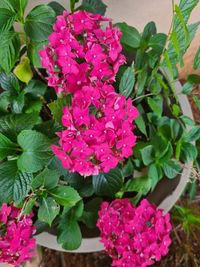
[70,0,79,12]
[180,142,198,162]
[0,91,10,114]
[180,115,195,126]
[48,2,65,15]
[162,159,182,179]
[124,175,151,195]
[80,198,102,229]
[148,164,163,190]
[184,126,200,142]
[24,100,42,114]
[193,95,200,111]
[187,74,200,84]
[0,161,32,203]
[0,113,40,142]
[48,156,69,178]
[23,197,36,214]
[38,197,60,226]
[17,130,52,172]
[11,91,25,114]
[178,0,199,23]
[92,168,123,197]
[0,31,20,72]
[142,21,157,43]
[182,82,193,94]
[172,103,181,117]
[2,0,28,16]
[66,173,94,197]
[15,0,28,14]
[115,22,141,49]
[119,66,135,98]
[50,186,81,207]
[122,159,134,178]
[0,0,15,11]
[13,172,33,202]
[28,40,48,68]
[0,132,17,160]
[14,56,33,84]
[57,204,82,250]
[149,33,167,54]
[32,167,60,190]
[135,113,147,137]
[0,72,20,92]
[147,97,162,117]
[170,31,181,59]
[24,5,55,42]
[80,0,107,15]
[24,79,47,97]
[136,68,147,96]
[48,96,71,123]
[0,8,16,32]
[140,145,154,166]
[193,47,200,70]
[163,0,199,74]
[174,4,189,47]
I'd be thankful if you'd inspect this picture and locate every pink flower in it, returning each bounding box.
[0,204,36,266]
[52,84,138,176]
[97,198,172,267]
[40,10,125,94]
[0,203,11,224]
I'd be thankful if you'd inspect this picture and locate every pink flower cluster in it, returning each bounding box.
[52,83,138,176]
[40,10,125,93]
[0,203,36,266]
[97,199,172,267]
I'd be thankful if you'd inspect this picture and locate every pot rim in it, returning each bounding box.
[36,77,194,253]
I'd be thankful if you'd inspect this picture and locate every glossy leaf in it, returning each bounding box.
[193,47,200,70]
[0,113,40,142]
[32,167,60,190]
[92,168,123,197]
[0,161,33,203]
[0,132,17,160]
[24,79,47,97]
[38,197,60,226]
[50,186,81,207]
[24,5,55,42]
[163,159,182,179]
[140,145,154,166]
[48,1,65,15]
[17,130,52,172]
[0,8,16,32]
[0,31,20,72]
[115,22,141,49]
[57,203,82,250]
[0,72,20,92]
[119,66,135,98]
[81,0,107,15]
[13,172,33,202]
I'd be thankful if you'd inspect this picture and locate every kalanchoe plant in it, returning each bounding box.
[0,0,199,266]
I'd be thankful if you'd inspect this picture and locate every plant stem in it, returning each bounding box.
[132,93,155,102]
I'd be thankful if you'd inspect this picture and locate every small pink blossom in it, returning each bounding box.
[52,84,138,176]
[40,10,125,94]
[0,204,36,266]
[97,198,172,267]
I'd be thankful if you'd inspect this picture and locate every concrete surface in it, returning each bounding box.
[26,0,200,32]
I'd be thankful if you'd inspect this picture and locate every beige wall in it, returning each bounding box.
[27,0,200,33]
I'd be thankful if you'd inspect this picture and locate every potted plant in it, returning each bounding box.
[0,0,199,266]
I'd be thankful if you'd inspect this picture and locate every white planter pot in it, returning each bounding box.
[36,79,194,253]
